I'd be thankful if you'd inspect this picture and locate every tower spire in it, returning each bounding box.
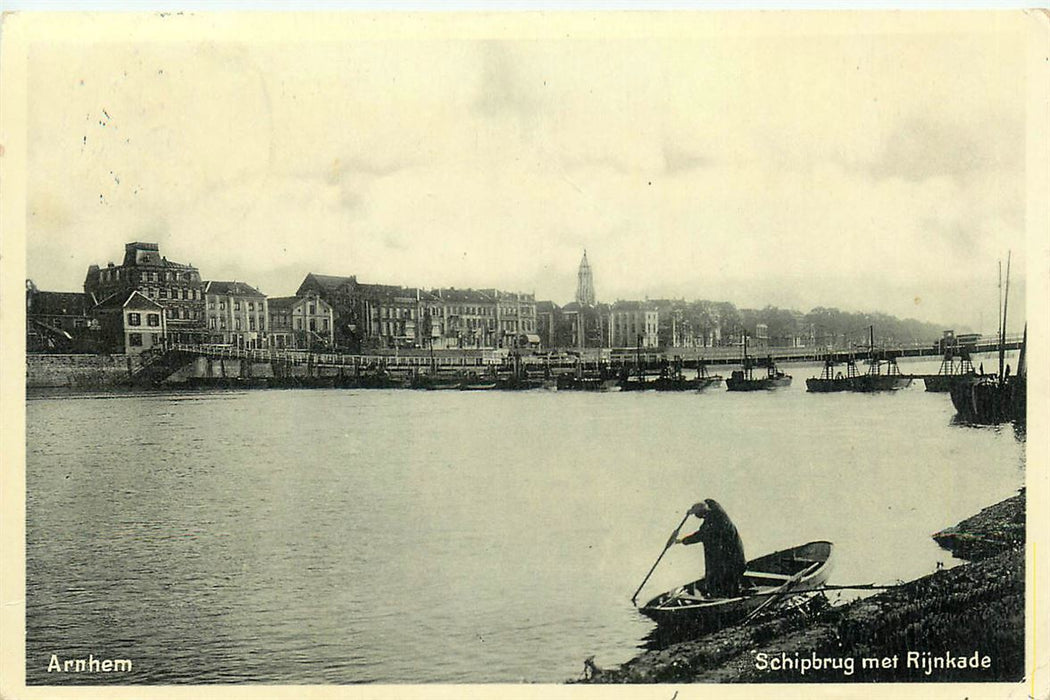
[576,250,595,306]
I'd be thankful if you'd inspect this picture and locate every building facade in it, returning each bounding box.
[608,301,660,348]
[489,290,539,348]
[267,294,335,350]
[296,274,424,351]
[84,242,206,344]
[297,273,537,351]
[203,281,268,349]
[92,290,168,355]
[26,281,99,353]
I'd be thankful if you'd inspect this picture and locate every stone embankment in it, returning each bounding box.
[25,353,135,389]
[579,490,1025,684]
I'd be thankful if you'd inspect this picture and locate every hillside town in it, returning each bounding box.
[26,241,946,357]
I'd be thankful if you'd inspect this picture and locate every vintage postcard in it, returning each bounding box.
[1,8,1047,700]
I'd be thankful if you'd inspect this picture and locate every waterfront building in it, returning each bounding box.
[203,281,268,349]
[558,250,607,349]
[296,273,428,351]
[561,302,609,349]
[608,300,660,349]
[428,288,539,349]
[267,293,335,350]
[429,288,498,349]
[84,242,206,344]
[647,299,724,349]
[484,289,539,349]
[535,300,558,349]
[297,272,538,351]
[91,290,167,355]
[25,281,99,353]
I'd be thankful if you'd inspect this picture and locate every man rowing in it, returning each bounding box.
[671,499,746,597]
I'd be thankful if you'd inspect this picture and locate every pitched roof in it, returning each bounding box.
[28,291,91,316]
[300,273,356,291]
[267,296,299,310]
[356,282,422,301]
[433,288,494,303]
[611,300,652,311]
[92,290,164,311]
[204,280,265,297]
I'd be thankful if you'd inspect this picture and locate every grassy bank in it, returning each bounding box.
[580,490,1025,684]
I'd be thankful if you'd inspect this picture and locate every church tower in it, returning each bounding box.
[575,250,596,307]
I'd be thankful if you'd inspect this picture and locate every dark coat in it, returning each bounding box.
[680,499,746,597]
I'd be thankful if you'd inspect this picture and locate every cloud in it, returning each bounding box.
[867,117,1024,182]
[662,143,714,175]
[472,42,540,131]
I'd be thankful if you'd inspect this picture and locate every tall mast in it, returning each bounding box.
[999,252,1011,384]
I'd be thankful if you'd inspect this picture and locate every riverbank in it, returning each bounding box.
[579,490,1025,683]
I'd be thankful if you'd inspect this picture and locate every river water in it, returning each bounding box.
[25,354,1024,684]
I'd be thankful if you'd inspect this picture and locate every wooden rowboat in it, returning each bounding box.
[639,541,833,630]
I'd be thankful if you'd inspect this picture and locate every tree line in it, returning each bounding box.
[666,300,954,348]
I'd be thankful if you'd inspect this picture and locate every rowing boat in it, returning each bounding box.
[638,540,833,630]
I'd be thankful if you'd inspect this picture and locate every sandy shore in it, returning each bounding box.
[579,490,1025,683]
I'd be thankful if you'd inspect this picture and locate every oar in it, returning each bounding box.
[743,560,821,623]
[631,511,692,606]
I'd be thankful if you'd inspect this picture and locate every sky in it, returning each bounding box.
[22,12,1037,333]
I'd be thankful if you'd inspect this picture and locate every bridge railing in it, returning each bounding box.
[166,333,1026,371]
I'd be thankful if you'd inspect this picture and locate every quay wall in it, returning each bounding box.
[26,354,280,388]
[26,354,137,389]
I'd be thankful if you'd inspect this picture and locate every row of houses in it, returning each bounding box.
[31,241,810,356]
[293,273,540,352]
[28,242,542,355]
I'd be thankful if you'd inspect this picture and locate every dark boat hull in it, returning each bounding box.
[923,374,974,392]
[460,382,497,391]
[556,376,620,392]
[850,375,912,392]
[725,375,792,391]
[805,377,852,393]
[950,377,1025,425]
[639,541,833,631]
[619,378,651,391]
[652,376,724,391]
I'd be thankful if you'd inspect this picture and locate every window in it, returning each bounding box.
[249,317,256,331]
[127,313,141,326]
[309,303,316,315]
[234,301,241,311]
[182,289,189,300]
[310,319,317,332]
[323,318,329,331]
[235,319,242,331]
[220,301,226,310]
[128,333,142,347]
[295,318,302,330]
[159,288,168,299]
[147,313,160,327]
[181,308,188,319]
[151,333,160,344]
